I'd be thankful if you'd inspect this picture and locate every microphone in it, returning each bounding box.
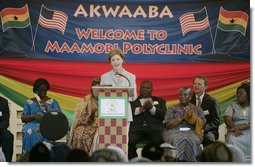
[115,71,131,87]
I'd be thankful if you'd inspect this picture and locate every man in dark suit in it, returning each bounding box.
[128,80,166,159]
[0,96,14,162]
[190,76,220,147]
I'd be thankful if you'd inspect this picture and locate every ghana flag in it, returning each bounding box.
[217,7,249,36]
[0,4,30,32]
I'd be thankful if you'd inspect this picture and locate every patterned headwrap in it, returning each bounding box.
[91,77,101,86]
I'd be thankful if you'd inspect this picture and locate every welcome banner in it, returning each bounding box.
[0,0,250,125]
[0,0,249,62]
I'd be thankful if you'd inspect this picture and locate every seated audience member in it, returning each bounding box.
[51,143,70,162]
[128,80,166,159]
[21,78,62,153]
[163,87,205,162]
[0,96,14,162]
[227,144,245,162]
[90,148,123,162]
[224,81,250,163]
[197,141,232,162]
[29,142,51,162]
[160,143,177,162]
[107,146,128,162]
[68,77,100,154]
[66,149,90,162]
[129,157,151,162]
[191,76,220,147]
[141,143,164,162]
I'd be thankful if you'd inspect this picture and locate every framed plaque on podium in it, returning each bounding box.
[92,86,134,153]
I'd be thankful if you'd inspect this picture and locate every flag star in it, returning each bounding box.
[13,15,18,21]
[230,18,235,24]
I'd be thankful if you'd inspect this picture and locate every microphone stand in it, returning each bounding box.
[115,71,131,87]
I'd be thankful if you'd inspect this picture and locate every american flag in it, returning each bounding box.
[38,5,68,34]
[179,7,209,36]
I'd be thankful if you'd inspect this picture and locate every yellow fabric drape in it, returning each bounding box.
[183,110,205,141]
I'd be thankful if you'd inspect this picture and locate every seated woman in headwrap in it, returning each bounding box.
[162,87,205,162]
[21,78,62,153]
[68,77,100,155]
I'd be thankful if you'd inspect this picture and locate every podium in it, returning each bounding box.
[92,86,134,153]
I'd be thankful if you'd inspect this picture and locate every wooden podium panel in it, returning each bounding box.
[92,86,134,98]
[92,86,133,153]
[98,118,127,152]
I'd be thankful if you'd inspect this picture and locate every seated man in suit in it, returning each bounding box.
[190,76,220,147]
[128,80,166,159]
[0,96,14,162]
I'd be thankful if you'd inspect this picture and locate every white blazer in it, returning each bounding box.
[100,69,137,121]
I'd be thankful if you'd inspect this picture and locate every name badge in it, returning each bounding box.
[203,110,209,115]
[153,101,159,105]
[179,127,191,131]
[0,111,2,117]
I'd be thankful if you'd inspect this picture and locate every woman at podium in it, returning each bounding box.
[100,48,137,123]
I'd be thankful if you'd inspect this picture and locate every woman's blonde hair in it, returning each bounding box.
[108,48,125,62]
